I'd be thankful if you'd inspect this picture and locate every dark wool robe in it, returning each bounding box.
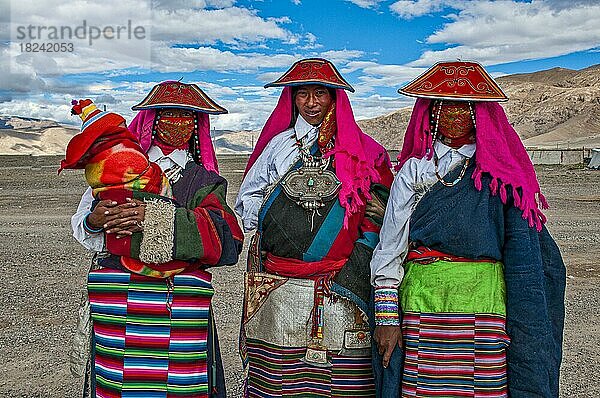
[372,160,565,398]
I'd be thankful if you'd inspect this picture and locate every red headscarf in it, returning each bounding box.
[245,86,391,226]
[398,98,548,231]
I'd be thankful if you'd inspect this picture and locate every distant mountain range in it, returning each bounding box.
[0,116,79,155]
[359,64,600,150]
[2,64,599,155]
[0,115,257,156]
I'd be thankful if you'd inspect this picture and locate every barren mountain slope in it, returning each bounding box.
[359,64,600,150]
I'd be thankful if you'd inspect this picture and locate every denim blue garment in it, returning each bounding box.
[409,162,566,397]
[369,290,402,398]
[409,165,505,262]
[502,209,565,397]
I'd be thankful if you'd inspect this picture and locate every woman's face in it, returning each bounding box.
[433,101,474,139]
[294,84,333,126]
[155,108,195,147]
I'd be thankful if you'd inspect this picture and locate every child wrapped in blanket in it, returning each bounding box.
[59,99,187,277]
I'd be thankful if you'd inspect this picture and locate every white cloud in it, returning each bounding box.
[256,71,284,84]
[151,7,291,44]
[389,0,451,18]
[345,0,386,9]
[95,93,120,104]
[298,32,321,50]
[5,0,298,78]
[207,0,237,7]
[0,75,224,125]
[344,61,423,79]
[0,97,74,124]
[8,0,155,75]
[311,49,364,65]
[0,73,288,131]
[152,0,237,9]
[230,86,275,98]
[3,0,373,131]
[2,0,373,129]
[342,61,425,93]
[351,94,412,120]
[0,50,47,94]
[406,1,600,66]
[214,95,279,130]
[2,0,307,110]
[150,45,298,72]
[545,0,600,10]
[214,89,409,131]
[291,0,302,5]
[217,89,411,130]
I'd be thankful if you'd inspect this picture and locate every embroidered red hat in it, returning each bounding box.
[399,61,508,102]
[59,99,127,171]
[265,58,355,92]
[132,81,228,114]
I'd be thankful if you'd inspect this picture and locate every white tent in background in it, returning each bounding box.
[589,148,600,169]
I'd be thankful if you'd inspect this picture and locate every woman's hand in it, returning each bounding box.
[373,325,403,368]
[86,200,119,230]
[102,198,146,237]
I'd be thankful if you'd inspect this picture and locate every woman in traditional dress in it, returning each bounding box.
[370,61,566,397]
[235,58,394,397]
[70,81,243,398]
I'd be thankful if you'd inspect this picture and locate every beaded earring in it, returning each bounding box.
[192,113,202,164]
[468,101,476,130]
[431,99,444,144]
[152,112,161,141]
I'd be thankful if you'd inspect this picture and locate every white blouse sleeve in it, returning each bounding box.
[235,149,272,232]
[370,159,418,289]
[369,159,419,326]
[71,187,105,252]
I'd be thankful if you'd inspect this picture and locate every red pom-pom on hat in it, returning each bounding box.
[71,99,97,121]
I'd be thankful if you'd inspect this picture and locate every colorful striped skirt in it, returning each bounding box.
[245,339,374,398]
[87,267,214,398]
[241,272,375,398]
[399,260,510,398]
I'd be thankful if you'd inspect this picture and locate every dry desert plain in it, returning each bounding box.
[0,154,599,397]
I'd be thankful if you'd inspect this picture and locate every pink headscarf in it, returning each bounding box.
[128,108,219,173]
[398,98,548,231]
[246,86,391,225]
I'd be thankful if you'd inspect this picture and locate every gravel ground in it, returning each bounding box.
[0,155,598,397]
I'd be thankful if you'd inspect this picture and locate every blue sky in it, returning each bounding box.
[1,0,599,130]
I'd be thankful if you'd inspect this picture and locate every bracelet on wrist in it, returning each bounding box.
[83,213,104,234]
[374,286,400,326]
